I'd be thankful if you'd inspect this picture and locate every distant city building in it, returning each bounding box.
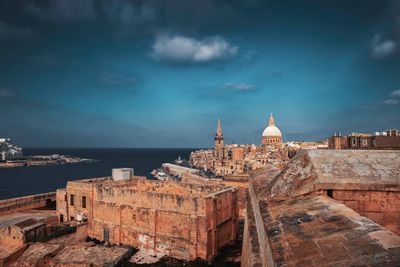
[328,129,400,150]
[214,118,224,161]
[190,114,289,176]
[0,138,23,161]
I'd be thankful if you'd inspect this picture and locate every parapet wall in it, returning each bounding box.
[0,192,56,215]
[241,191,263,267]
[330,190,400,235]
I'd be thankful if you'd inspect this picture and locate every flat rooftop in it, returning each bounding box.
[49,244,130,266]
[11,243,62,266]
[262,195,400,266]
[0,210,55,229]
[0,244,22,259]
[67,177,231,197]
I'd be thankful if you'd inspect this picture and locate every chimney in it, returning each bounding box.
[112,168,134,181]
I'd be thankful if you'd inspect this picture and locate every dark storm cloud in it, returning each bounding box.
[25,0,97,22]
[369,0,400,59]
[17,0,264,35]
[0,22,33,39]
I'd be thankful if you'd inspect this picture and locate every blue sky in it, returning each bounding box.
[0,0,399,147]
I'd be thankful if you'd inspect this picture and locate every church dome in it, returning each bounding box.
[262,113,282,137]
[262,125,282,137]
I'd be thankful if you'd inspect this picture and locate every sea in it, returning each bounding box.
[0,148,198,200]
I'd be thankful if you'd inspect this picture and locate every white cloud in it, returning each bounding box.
[0,89,13,97]
[101,72,140,86]
[390,90,400,97]
[370,34,397,58]
[151,34,238,64]
[223,83,255,91]
[384,99,399,105]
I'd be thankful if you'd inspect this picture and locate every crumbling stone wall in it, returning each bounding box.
[330,190,400,235]
[57,178,238,261]
[182,172,248,217]
[0,225,25,247]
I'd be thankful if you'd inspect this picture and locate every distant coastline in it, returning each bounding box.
[0,154,95,168]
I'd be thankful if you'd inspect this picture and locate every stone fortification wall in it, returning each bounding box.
[241,191,263,267]
[57,178,238,261]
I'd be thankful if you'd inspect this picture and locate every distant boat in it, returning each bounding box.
[174,156,184,164]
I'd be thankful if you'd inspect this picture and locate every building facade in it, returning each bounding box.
[0,138,23,161]
[190,115,288,176]
[56,171,239,261]
[328,130,400,150]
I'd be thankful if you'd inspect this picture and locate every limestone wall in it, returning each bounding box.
[182,172,248,217]
[58,178,238,261]
[241,181,276,267]
[330,190,400,235]
[0,192,56,215]
[240,191,263,267]
[88,194,209,260]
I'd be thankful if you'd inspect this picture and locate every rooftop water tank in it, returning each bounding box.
[112,168,134,181]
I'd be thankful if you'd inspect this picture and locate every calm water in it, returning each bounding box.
[0,148,196,200]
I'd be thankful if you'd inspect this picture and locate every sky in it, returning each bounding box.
[0,0,399,148]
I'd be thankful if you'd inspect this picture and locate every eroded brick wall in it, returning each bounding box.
[331,190,400,235]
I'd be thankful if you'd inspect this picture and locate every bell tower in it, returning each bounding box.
[214,118,224,160]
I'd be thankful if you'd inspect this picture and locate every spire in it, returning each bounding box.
[269,113,275,127]
[217,118,222,136]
